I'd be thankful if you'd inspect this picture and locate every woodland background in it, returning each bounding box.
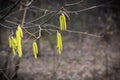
[0,0,120,80]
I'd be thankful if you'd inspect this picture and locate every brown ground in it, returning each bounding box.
[0,35,120,80]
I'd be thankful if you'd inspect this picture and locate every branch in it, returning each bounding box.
[0,71,10,80]
[21,0,33,27]
[66,0,113,13]
[0,0,22,21]
[21,7,27,27]
[6,7,29,18]
[30,0,113,14]
[25,12,53,25]
[0,23,15,29]
[66,4,104,14]
[42,24,101,38]
[39,7,63,27]
[64,0,83,7]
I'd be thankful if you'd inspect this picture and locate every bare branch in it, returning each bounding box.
[64,0,83,7]
[42,24,101,38]
[0,71,10,80]
[21,7,27,27]
[25,12,53,24]
[66,4,103,14]
[0,0,22,21]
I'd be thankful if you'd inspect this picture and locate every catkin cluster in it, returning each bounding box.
[8,25,39,59]
[8,25,23,58]
[8,36,17,55]
[57,13,67,55]
[8,13,67,58]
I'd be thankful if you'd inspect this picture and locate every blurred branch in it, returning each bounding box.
[0,0,22,21]
[7,7,29,18]
[0,23,14,29]
[21,0,33,27]
[5,20,18,25]
[0,71,10,80]
[25,12,53,24]
[66,0,113,13]
[42,24,102,38]
[30,6,56,12]
[0,20,101,38]
[0,0,108,38]
[66,5,102,13]
[20,0,33,7]
[39,7,62,27]
[2,1,113,27]
[64,0,83,7]
[23,28,37,39]
[21,7,27,27]
[42,28,101,38]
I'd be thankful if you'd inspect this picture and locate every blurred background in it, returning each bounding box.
[0,0,120,80]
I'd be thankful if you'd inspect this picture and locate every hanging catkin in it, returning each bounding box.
[32,41,38,59]
[59,13,67,31]
[57,31,62,55]
[15,24,23,58]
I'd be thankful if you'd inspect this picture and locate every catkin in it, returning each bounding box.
[60,15,63,30]
[32,41,38,59]
[14,24,23,58]
[17,25,23,38]
[16,30,22,58]
[34,42,38,54]
[59,13,67,31]
[10,36,17,55]
[62,14,67,30]
[57,31,63,55]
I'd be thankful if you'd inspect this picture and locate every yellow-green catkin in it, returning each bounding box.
[32,41,38,59]
[17,24,23,38]
[11,37,17,55]
[9,36,17,55]
[15,24,23,58]
[57,31,62,55]
[59,13,67,30]
[8,24,23,57]
[16,30,22,58]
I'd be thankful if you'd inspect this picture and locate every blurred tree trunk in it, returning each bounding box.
[0,27,8,50]
[0,0,13,49]
[0,27,1,48]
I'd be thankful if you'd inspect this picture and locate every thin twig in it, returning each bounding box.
[40,7,62,26]
[42,24,101,37]
[20,0,33,7]
[0,23,14,29]
[64,0,83,7]
[21,7,27,27]
[66,0,113,13]
[5,20,18,25]
[0,0,22,21]
[66,5,103,14]
[1,20,101,38]
[0,71,10,80]
[7,7,29,18]
[25,12,53,24]
[22,28,37,38]
[30,6,56,12]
